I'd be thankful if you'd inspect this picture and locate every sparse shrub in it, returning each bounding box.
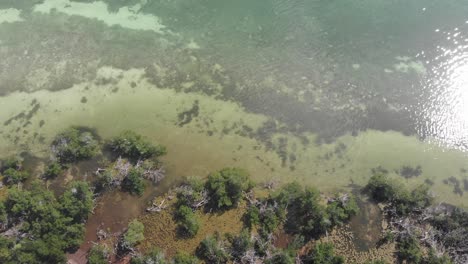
[196,235,229,264]
[326,194,359,226]
[283,185,330,239]
[301,242,344,264]
[3,168,29,185]
[243,206,260,229]
[227,229,252,261]
[205,167,253,210]
[131,248,166,264]
[176,205,200,237]
[122,168,146,196]
[44,162,64,179]
[396,236,422,264]
[109,130,166,162]
[265,250,294,264]
[121,220,145,251]
[365,173,433,215]
[1,157,21,171]
[51,127,99,163]
[88,245,108,264]
[173,251,200,264]
[94,171,116,192]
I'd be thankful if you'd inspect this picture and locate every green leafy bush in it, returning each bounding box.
[243,206,260,229]
[131,248,166,264]
[60,181,94,223]
[123,220,145,249]
[196,235,229,264]
[365,173,433,215]
[176,205,200,237]
[1,157,21,171]
[326,194,359,226]
[265,250,295,264]
[109,130,166,162]
[88,245,108,264]
[227,229,252,261]
[283,186,330,239]
[3,168,29,185]
[44,162,64,179]
[122,168,146,196]
[205,168,252,210]
[51,127,99,163]
[396,236,422,264]
[94,171,116,192]
[173,252,200,264]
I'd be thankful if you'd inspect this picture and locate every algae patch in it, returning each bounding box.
[34,0,167,34]
[0,8,23,24]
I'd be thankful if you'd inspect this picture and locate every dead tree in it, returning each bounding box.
[146,199,167,213]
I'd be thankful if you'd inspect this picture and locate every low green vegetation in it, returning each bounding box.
[301,242,344,264]
[131,249,200,264]
[87,245,109,264]
[109,130,167,162]
[43,162,64,179]
[51,127,100,164]
[196,235,230,264]
[94,170,116,192]
[2,167,29,185]
[121,167,146,196]
[396,236,423,264]
[265,250,295,264]
[226,229,252,262]
[244,182,358,240]
[131,248,166,264]
[1,157,29,185]
[205,167,253,210]
[364,173,432,215]
[121,219,145,252]
[175,205,200,237]
[173,252,200,264]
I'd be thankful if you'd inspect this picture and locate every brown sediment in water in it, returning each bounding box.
[349,197,383,251]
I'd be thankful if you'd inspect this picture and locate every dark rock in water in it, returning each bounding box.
[398,165,422,179]
[443,176,464,196]
[177,100,199,127]
[349,197,383,251]
[371,166,388,175]
[81,96,88,103]
[424,178,434,186]
[39,120,45,127]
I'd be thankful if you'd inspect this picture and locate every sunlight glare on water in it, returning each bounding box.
[419,25,468,151]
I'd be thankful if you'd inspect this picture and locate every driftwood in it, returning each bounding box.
[146,199,167,213]
[381,201,468,264]
[143,167,166,183]
[176,185,209,210]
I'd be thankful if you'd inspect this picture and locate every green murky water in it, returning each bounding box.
[1,0,468,207]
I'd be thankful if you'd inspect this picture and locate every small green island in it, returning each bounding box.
[0,127,466,264]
